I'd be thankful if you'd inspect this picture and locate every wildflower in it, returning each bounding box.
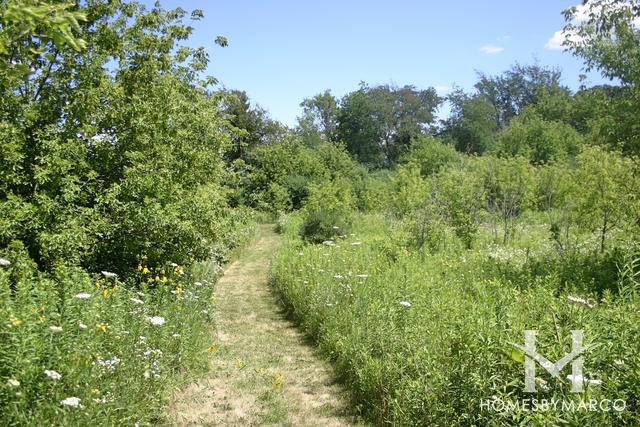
[147,316,166,326]
[567,295,595,308]
[172,286,183,295]
[207,345,217,354]
[333,274,344,279]
[351,242,362,246]
[154,275,160,282]
[170,262,178,267]
[78,322,88,329]
[235,359,245,369]
[60,397,83,408]
[7,379,20,387]
[44,370,62,380]
[273,372,284,391]
[161,276,168,284]
[614,359,625,366]
[137,264,143,272]
[95,356,121,372]
[96,322,109,333]
[356,274,369,278]
[129,297,144,305]
[49,326,63,333]
[74,293,91,300]
[172,333,181,338]
[101,271,117,278]
[194,281,202,287]
[9,317,22,326]
[399,301,412,308]
[332,226,340,230]
[142,267,150,275]
[38,315,46,322]
[0,258,10,267]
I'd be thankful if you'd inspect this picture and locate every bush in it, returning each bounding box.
[299,209,352,243]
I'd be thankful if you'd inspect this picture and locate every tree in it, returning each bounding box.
[436,166,485,249]
[562,1,640,154]
[475,63,567,129]
[297,89,339,145]
[574,146,634,252]
[222,90,287,161]
[337,83,440,167]
[495,109,583,164]
[441,89,498,154]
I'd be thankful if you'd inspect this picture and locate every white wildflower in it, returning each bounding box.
[74,293,91,300]
[172,333,181,338]
[399,301,412,308]
[322,240,335,246]
[49,326,63,333]
[567,295,595,308]
[333,274,344,279]
[129,297,144,305]
[356,274,369,278]
[60,397,83,408]
[147,316,166,326]
[101,271,117,278]
[193,281,202,287]
[614,359,625,366]
[7,379,20,387]
[95,356,121,372]
[351,242,362,246]
[0,258,10,267]
[78,322,88,329]
[332,226,340,230]
[170,262,178,267]
[44,370,62,380]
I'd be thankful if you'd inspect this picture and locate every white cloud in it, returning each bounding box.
[435,85,451,94]
[480,45,504,54]
[545,30,566,50]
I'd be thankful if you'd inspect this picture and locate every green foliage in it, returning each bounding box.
[436,165,485,248]
[495,110,583,164]
[337,83,440,167]
[400,136,460,176]
[299,179,354,243]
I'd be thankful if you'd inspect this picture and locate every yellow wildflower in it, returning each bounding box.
[96,323,108,333]
[273,373,284,391]
[154,275,160,282]
[137,264,143,272]
[38,315,46,322]
[161,276,169,284]
[174,285,182,295]
[235,359,245,369]
[207,345,217,354]
[142,267,150,275]
[9,317,22,326]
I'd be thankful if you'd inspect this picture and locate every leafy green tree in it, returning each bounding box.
[574,146,634,252]
[563,1,640,154]
[474,156,535,243]
[222,90,287,161]
[400,136,460,176]
[338,83,440,167]
[436,165,485,248]
[475,63,567,129]
[441,89,498,154]
[495,109,583,164]
[297,89,339,145]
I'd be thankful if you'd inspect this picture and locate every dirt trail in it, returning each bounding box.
[168,224,360,426]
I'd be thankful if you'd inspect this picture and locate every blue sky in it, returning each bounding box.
[145,0,610,126]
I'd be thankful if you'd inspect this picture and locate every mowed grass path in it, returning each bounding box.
[168,225,360,426]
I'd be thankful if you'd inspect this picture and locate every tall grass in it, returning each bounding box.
[0,221,256,426]
[271,212,639,426]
